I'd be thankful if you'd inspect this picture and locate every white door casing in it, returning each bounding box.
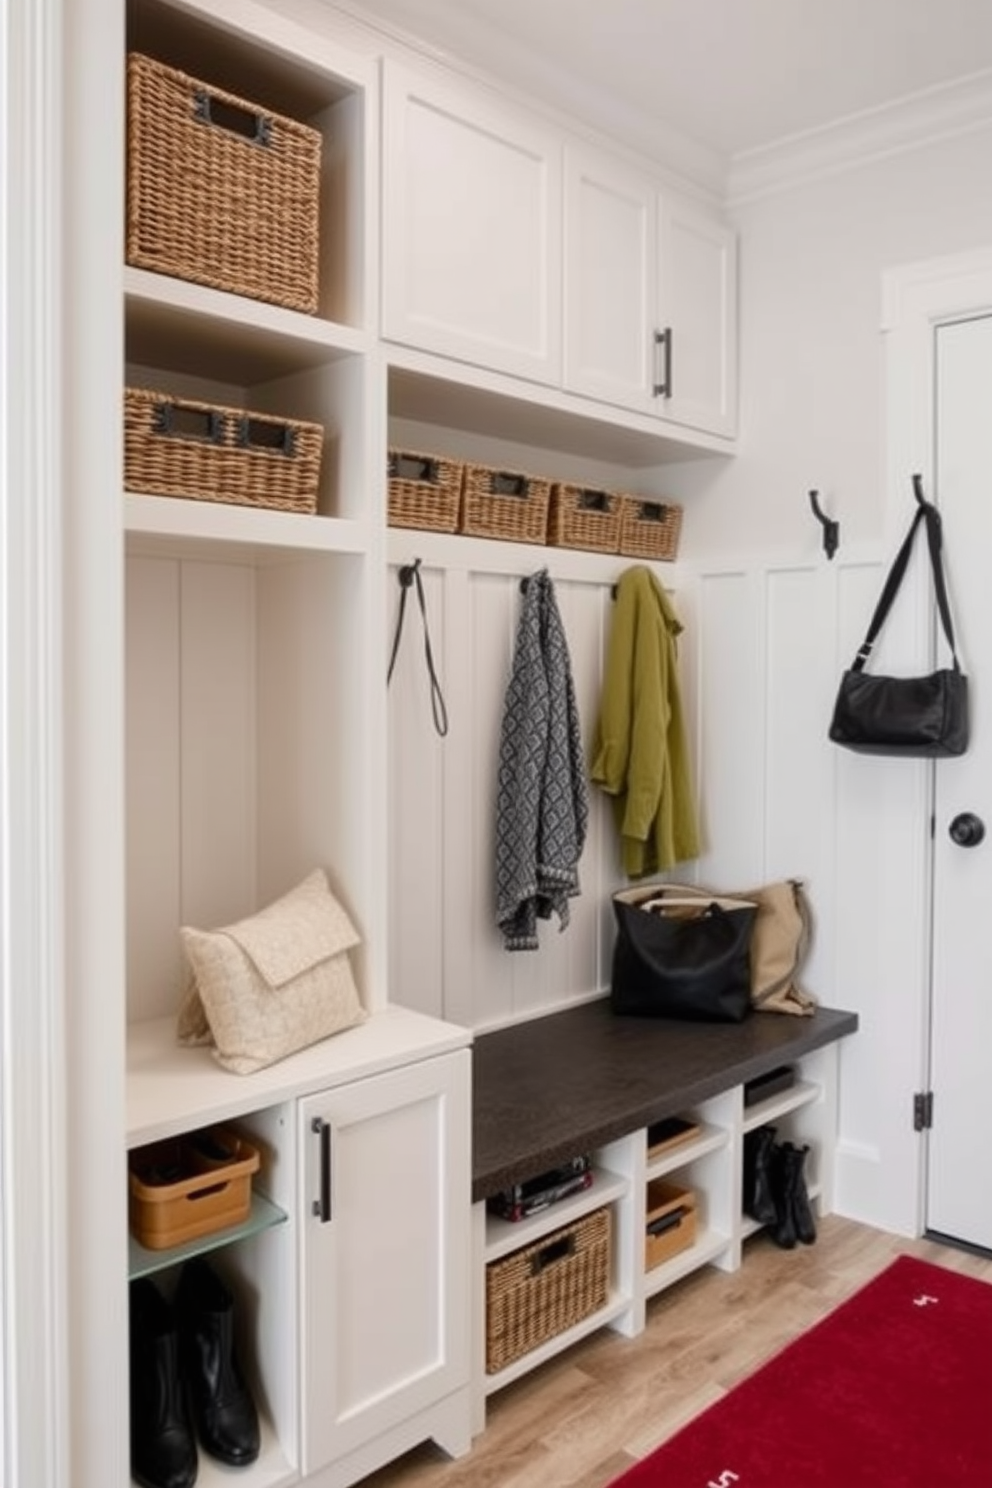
[882,246,992,1242]
[927,312,992,1250]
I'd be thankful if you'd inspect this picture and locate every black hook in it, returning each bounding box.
[912,472,928,508]
[809,490,839,560]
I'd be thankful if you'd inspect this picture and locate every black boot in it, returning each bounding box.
[769,1141,797,1249]
[743,1125,777,1226]
[129,1278,198,1488]
[785,1141,817,1245]
[176,1258,260,1468]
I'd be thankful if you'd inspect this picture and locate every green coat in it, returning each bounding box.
[590,565,701,878]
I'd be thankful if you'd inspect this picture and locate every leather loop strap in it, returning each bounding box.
[387,559,449,737]
[850,480,960,673]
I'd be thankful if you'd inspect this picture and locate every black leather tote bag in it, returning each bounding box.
[829,477,968,758]
[611,888,758,1022]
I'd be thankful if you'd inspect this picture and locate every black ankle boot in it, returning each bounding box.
[769,1141,797,1249]
[785,1141,817,1245]
[176,1258,260,1468]
[129,1278,198,1488]
[743,1125,777,1226]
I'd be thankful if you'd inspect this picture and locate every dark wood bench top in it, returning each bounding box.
[471,998,858,1202]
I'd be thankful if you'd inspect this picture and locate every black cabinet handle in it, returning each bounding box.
[653,327,672,399]
[311,1116,331,1222]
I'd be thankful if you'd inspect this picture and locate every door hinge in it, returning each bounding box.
[913,1091,934,1131]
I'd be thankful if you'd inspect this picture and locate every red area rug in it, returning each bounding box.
[612,1255,992,1488]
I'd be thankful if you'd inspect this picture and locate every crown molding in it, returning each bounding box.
[729,68,992,206]
[326,0,728,202]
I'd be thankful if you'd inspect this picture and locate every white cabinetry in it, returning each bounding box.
[564,144,737,437]
[121,4,472,1487]
[300,1050,472,1483]
[381,61,563,385]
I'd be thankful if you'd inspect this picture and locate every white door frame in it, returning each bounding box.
[2,1,127,1483]
[882,244,992,1236]
[2,2,70,1481]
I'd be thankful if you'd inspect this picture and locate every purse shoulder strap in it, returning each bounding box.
[851,476,961,674]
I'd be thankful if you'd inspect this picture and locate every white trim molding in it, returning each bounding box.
[879,244,992,1238]
[1,0,69,1482]
[731,68,992,206]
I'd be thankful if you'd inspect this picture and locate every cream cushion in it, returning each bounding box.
[177,868,365,1074]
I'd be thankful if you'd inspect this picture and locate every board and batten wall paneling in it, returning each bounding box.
[387,558,620,1031]
[126,556,183,1021]
[126,556,258,1023]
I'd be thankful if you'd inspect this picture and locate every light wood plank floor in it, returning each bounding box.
[362,1216,992,1488]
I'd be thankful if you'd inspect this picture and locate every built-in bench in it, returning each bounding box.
[469,997,858,1429]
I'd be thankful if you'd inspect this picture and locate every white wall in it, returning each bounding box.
[660,126,992,557]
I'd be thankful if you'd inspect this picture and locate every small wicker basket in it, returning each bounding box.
[618,496,683,561]
[126,53,322,314]
[547,484,622,554]
[387,450,464,532]
[460,463,552,545]
[485,1206,611,1373]
[124,387,323,514]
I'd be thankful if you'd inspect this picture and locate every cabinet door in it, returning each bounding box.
[299,1049,471,1476]
[656,196,738,437]
[381,62,562,384]
[563,145,656,412]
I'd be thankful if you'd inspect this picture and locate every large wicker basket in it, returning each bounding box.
[387,450,464,532]
[486,1206,611,1373]
[547,484,622,554]
[124,387,323,514]
[126,53,321,314]
[618,496,683,561]
[460,463,552,545]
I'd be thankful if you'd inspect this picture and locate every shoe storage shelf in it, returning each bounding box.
[470,1014,850,1434]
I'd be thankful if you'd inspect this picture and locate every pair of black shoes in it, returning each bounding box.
[130,1258,260,1488]
[743,1125,817,1249]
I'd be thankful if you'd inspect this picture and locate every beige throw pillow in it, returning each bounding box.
[178,868,366,1074]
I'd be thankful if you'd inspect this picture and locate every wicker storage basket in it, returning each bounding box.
[486,1206,611,1373]
[125,387,323,513]
[126,52,321,314]
[387,449,464,532]
[547,484,622,554]
[460,463,552,545]
[618,496,683,561]
[129,1127,260,1251]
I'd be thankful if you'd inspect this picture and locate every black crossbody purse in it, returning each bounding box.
[829,477,968,758]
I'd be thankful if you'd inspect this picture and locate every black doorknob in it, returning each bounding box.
[949,812,986,847]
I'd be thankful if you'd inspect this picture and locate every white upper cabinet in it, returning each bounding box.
[563,146,657,413]
[657,194,738,437]
[381,61,563,385]
[563,144,738,438]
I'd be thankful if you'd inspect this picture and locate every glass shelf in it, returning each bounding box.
[128,1191,287,1280]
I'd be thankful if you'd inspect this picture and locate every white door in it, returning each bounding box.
[298,1049,471,1476]
[927,311,992,1250]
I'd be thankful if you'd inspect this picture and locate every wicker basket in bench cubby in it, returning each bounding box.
[485,1206,611,1373]
[618,496,683,561]
[547,483,623,554]
[387,449,464,532]
[126,52,322,314]
[460,462,552,545]
[125,387,324,514]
